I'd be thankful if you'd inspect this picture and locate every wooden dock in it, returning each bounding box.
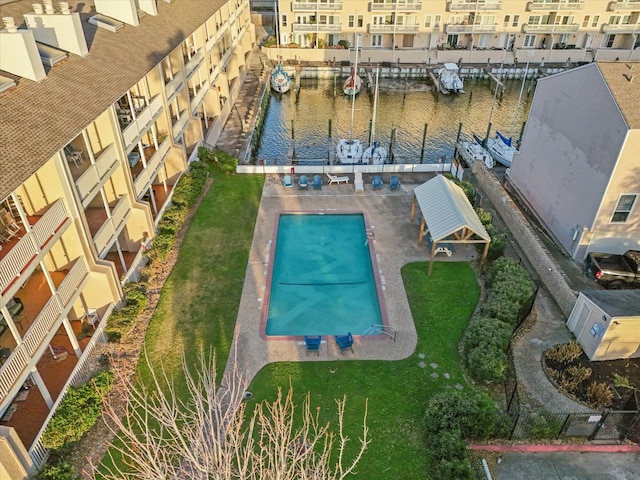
[484,68,505,91]
[428,69,449,94]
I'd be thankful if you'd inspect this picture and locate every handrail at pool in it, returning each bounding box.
[370,324,396,342]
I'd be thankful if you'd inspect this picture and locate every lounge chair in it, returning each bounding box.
[298,175,309,190]
[389,175,401,191]
[354,171,364,193]
[282,175,293,188]
[326,172,349,185]
[335,332,354,354]
[312,175,322,190]
[304,335,322,356]
[372,175,383,190]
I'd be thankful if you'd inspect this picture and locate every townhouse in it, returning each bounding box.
[0,0,254,476]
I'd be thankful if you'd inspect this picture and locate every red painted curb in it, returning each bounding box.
[469,444,640,453]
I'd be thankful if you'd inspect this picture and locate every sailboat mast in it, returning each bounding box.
[274,1,280,59]
[510,62,529,138]
[348,34,360,142]
[371,67,379,144]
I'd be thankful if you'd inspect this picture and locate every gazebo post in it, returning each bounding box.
[418,217,426,246]
[479,241,490,272]
[428,242,437,276]
[410,194,416,220]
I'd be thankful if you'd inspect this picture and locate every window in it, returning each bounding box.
[503,15,510,28]
[582,15,589,28]
[523,34,536,47]
[611,194,637,223]
[604,34,615,47]
[434,15,441,28]
[358,15,363,28]
[348,15,354,28]
[282,14,287,27]
[512,15,519,27]
[372,34,382,47]
[592,15,599,27]
[425,15,431,27]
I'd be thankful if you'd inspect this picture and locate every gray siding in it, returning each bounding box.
[509,64,628,255]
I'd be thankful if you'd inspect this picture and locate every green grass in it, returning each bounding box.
[247,261,480,479]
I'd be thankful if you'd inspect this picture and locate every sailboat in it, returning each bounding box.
[362,68,388,165]
[270,2,291,94]
[336,35,363,164]
[343,67,362,96]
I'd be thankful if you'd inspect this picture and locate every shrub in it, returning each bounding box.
[37,461,78,480]
[462,317,512,356]
[42,371,113,451]
[467,344,508,383]
[565,365,592,384]
[485,224,507,261]
[424,391,499,440]
[433,457,475,480]
[105,282,148,341]
[337,39,350,49]
[545,341,583,364]
[443,173,476,203]
[474,207,492,226]
[587,381,614,408]
[171,161,209,207]
[483,257,535,324]
[264,35,276,47]
[525,412,564,439]
[198,147,237,174]
[429,429,468,460]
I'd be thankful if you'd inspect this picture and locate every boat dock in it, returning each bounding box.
[484,68,505,91]
[428,69,449,94]
[454,141,473,167]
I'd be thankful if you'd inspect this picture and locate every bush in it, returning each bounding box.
[462,317,512,356]
[474,207,492,226]
[198,147,237,174]
[587,381,614,408]
[545,341,583,364]
[443,173,476,203]
[483,258,535,324]
[105,282,148,341]
[37,461,78,480]
[337,39,350,49]
[424,391,499,440]
[524,412,564,439]
[42,371,113,451]
[171,161,209,207]
[467,344,508,383]
[434,457,475,480]
[485,224,507,261]
[264,35,276,47]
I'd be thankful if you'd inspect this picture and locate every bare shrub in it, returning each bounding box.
[546,341,583,364]
[565,365,592,384]
[587,381,614,409]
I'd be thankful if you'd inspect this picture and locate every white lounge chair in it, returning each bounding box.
[326,172,349,185]
[354,171,364,193]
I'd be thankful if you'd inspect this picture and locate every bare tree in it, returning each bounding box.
[92,349,369,480]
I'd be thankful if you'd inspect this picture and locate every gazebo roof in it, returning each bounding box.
[414,175,490,242]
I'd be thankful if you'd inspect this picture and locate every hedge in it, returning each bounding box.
[104,282,148,342]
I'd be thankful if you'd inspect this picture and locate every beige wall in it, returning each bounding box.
[595,316,640,360]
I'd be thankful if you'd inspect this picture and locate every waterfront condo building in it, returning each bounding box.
[272,0,640,64]
[0,0,254,476]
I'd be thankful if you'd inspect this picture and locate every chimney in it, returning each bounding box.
[3,17,18,33]
[32,3,44,15]
[94,0,139,27]
[25,3,89,56]
[0,20,47,81]
[43,0,54,14]
[59,2,71,15]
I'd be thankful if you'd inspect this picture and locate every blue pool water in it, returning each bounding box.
[265,213,383,337]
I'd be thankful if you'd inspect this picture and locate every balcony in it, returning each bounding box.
[292,1,343,11]
[73,144,119,207]
[172,110,191,140]
[292,23,342,32]
[602,23,640,33]
[0,199,72,300]
[368,23,420,33]
[190,85,209,115]
[527,1,585,11]
[121,95,164,153]
[91,195,132,257]
[445,23,498,33]
[164,74,185,103]
[133,139,171,198]
[184,48,205,81]
[370,1,422,12]
[523,23,579,33]
[448,1,503,11]
[608,1,640,10]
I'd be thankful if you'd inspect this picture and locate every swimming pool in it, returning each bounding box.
[263,212,385,337]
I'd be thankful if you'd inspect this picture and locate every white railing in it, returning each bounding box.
[111,195,131,232]
[528,0,585,10]
[94,221,115,257]
[0,344,30,400]
[369,24,420,33]
[172,111,190,139]
[95,144,119,179]
[602,23,639,33]
[523,23,579,33]
[448,1,502,10]
[190,85,208,113]
[134,140,170,197]
[28,304,113,469]
[292,1,343,10]
[122,95,164,152]
[76,166,99,201]
[293,23,342,32]
[165,74,184,101]
[1,199,69,296]
[134,171,151,197]
[608,1,640,10]
[370,1,422,11]
[22,296,61,357]
[77,144,119,203]
[57,259,88,307]
[149,139,170,175]
[446,23,498,33]
[185,49,205,79]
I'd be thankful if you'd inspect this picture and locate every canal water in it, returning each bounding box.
[256,75,535,165]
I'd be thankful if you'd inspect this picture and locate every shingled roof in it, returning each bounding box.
[597,62,640,130]
[0,0,225,200]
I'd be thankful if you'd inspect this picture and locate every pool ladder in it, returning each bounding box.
[365,228,375,246]
[363,324,396,342]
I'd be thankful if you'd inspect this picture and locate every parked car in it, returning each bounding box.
[584,250,640,289]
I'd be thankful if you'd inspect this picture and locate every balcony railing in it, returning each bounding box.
[292,1,344,11]
[76,144,119,206]
[122,95,164,153]
[608,1,640,10]
[172,111,191,140]
[184,48,205,80]
[190,84,209,114]
[527,1,585,11]
[448,1,503,11]
[602,23,639,33]
[523,23,579,32]
[0,199,71,298]
[369,23,420,33]
[292,23,342,32]
[370,1,423,12]
[134,139,171,197]
[93,195,132,256]
[446,23,498,33]
[164,74,184,102]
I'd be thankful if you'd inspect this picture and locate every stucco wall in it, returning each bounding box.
[508,63,628,259]
[471,161,577,317]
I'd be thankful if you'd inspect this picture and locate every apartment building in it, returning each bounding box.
[274,0,640,63]
[0,0,254,476]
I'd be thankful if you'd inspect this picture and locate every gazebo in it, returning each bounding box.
[410,175,491,275]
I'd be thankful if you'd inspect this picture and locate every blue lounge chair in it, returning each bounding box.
[372,175,383,190]
[312,175,322,190]
[335,332,354,354]
[389,175,401,191]
[304,335,322,355]
[283,175,293,188]
[298,174,309,190]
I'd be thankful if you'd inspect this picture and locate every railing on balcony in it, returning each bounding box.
[527,0,585,11]
[608,1,640,11]
[76,144,119,205]
[448,1,503,11]
[190,84,209,114]
[369,23,420,33]
[133,138,170,197]
[172,111,191,140]
[523,23,580,32]
[292,1,344,10]
[370,1,422,11]
[164,74,184,102]
[122,95,164,153]
[57,259,89,307]
[185,48,205,80]
[446,23,498,33]
[0,344,30,401]
[93,195,132,256]
[292,23,342,32]
[602,23,639,33]
[0,199,70,298]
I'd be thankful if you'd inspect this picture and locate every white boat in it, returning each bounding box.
[336,138,364,164]
[436,63,464,94]
[362,141,387,165]
[270,62,291,94]
[487,131,517,167]
[343,67,362,96]
[461,136,494,168]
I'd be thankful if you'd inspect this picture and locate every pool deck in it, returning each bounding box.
[227,172,479,383]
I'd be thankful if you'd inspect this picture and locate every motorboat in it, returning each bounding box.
[336,138,364,164]
[362,141,388,165]
[270,62,291,94]
[343,67,362,96]
[436,63,464,94]
[460,135,494,168]
[486,131,517,167]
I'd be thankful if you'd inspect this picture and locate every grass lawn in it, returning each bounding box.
[247,261,480,479]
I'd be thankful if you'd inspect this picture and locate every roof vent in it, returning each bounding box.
[32,3,44,14]
[59,2,71,14]
[43,0,54,14]
[623,73,634,83]
[3,16,19,32]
